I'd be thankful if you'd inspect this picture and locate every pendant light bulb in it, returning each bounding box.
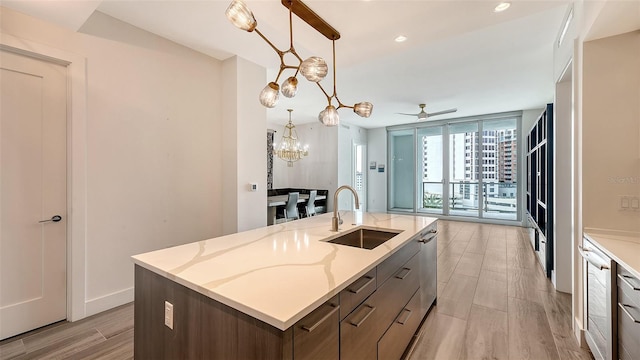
[353,102,373,118]
[300,57,328,82]
[259,82,280,108]
[281,77,299,98]
[225,0,257,32]
[318,105,339,126]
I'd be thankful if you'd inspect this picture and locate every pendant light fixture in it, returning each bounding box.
[225,0,373,126]
[274,109,308,167]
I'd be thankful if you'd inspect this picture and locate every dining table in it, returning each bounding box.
[267,194,327,225]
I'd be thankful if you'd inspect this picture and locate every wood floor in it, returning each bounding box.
[407,220,592,360]
[0,220,592,360]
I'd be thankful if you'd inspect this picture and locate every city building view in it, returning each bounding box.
[420,122,518,220]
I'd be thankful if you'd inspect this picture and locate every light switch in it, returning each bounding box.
[621,196,630,209]
[249,183,258,192]
[631,197,640,210]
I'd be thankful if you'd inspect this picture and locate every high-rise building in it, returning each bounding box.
[498,129,517,183]
[419,126,517,213]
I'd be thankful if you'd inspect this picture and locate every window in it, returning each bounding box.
[388,114,520,222]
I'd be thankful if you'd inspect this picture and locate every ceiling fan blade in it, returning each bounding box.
[396,112,420,116]
[426,108,457,117]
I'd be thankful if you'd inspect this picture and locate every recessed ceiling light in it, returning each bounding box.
[494,2,511,12]
[394,35,407,43]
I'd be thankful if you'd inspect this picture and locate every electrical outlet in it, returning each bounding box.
[164,301,173,329]
[621,196,630,209]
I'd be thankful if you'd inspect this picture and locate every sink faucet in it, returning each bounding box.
[332,185,360,231]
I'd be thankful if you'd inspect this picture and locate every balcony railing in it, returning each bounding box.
[420,181,517,220]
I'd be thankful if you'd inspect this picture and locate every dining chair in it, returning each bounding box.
[305,190,317,217]
[284,192,300,221]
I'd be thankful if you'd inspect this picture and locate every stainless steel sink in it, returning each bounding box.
[326,228,401,250]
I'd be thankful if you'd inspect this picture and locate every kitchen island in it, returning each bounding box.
[132,212,437,359]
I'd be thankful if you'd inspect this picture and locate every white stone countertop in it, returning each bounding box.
[132,212,437,331]
[584,228,640,279]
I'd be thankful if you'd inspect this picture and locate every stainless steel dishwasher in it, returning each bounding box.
[418,223,437,313]
[580,237,617,360]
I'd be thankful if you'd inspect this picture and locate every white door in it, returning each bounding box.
[0,50,67,340]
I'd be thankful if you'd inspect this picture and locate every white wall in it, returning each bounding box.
[337,124,368,211]
[222,59,239,235]
[1,8,223,317]
[521,108,545,133]
[367,127,387,212]
[582,30,640,232]
[222,56,267,233]
[554,75,573,293]
[271,121,339,211]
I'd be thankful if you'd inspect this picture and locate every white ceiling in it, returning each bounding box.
[2,0,573,128]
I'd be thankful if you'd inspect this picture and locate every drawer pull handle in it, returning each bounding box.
[419,231,438,244]
[349,305,376,327]
[618,274,640,291]
[301,304,340,332]
[348,276,375,294]
[396,308,412,325]
[578,246,609,270]
[618,303,640,323]
[395,267,412,280]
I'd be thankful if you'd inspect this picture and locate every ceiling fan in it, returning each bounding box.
[397,104,457,121]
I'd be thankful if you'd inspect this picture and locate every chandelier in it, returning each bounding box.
[225,0,373,126]
[274,109,308,167]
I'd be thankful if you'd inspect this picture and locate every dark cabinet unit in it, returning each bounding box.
[134,222,438,360]
[293,295,340,360]
[526,104,554,277]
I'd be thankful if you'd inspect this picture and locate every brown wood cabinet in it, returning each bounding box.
[378,289,423,360]
[339,268,376,321]
[134,266,293,360]
[339,221,437,360]
[134,222,438,360]
[293,295,340,360]
[340,297,379,360]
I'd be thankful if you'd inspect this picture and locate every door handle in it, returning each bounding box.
[301,304,340,332]
[349,305,375,327]
[618,274,640,291]
[578,245,609,270]
[618,303,640,323]
[394,267,412,280]
[419,231,438,244]
[39,215,62,223]
[348,276,375,294]
[396,308,412,325]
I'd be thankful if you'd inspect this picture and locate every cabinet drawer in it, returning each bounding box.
[618,286,640,360]
[618,267,640,307]
[340,268,376,320]
[340,298,379,360]
[370,252,420,340]
[378,289,422,360]
[377,238,419,287]
[293,294,340,360]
